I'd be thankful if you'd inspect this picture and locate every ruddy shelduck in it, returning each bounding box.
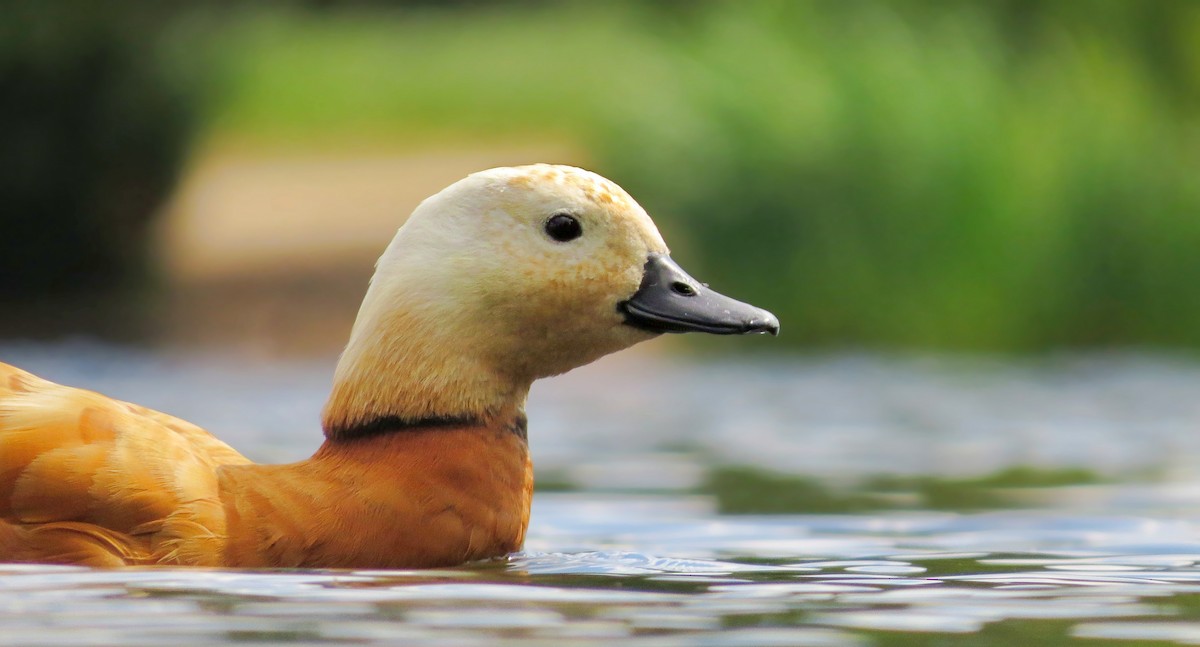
[0,164,778,568]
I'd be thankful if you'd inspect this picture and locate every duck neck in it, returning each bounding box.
[320,298,532,441]
[221,421,534,568]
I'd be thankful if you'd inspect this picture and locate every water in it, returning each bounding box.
[5,342,1200,645]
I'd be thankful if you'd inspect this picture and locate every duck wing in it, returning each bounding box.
[0,362,251,566]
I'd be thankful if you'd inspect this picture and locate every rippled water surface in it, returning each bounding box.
[6,343,1200,646]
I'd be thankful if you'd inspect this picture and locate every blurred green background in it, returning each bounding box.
[2,0,1198,353]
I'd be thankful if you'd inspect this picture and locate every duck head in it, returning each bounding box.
[322,164,778,439]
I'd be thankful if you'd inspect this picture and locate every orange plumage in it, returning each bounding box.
[0,361,532,567]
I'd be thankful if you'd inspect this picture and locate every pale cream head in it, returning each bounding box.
[322,164,669,437]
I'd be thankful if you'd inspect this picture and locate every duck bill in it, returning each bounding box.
[619,254,780,336]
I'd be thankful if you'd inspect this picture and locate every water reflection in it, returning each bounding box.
[5,496,1200,644]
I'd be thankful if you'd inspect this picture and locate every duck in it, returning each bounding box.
[0,164,778,568]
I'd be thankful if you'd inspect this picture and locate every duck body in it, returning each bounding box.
[0,164,776,568]
[0,362,531,567]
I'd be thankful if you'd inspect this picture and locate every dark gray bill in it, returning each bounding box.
[618,254,780,336]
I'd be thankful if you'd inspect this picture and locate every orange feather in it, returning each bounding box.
[0,361,532,567]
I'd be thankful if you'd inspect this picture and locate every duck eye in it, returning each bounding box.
[544,213,582,242]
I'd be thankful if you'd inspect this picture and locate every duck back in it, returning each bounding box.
[0,362,249,566]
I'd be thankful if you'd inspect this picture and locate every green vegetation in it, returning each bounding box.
[199,1,1200,351]
[8,1,1200,351]
[593,2,1200,352]
[200,4,646,143]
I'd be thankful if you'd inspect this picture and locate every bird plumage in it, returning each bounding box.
[0,361,533,567]
[0,362,244,566]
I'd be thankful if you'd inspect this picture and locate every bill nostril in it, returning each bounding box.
[670,281,697,297]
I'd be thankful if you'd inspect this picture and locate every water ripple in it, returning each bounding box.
[7,347,1200,644]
